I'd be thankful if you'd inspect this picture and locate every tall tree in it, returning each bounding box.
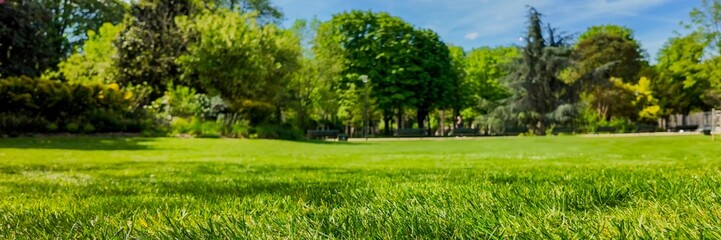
[571,25,646,121]
[211,0,283,23]
[446,45,473,116]
[114,0,195,97]
[685,0,721,56]
[408,29,455,129]
[0,1,65,77]
[502,7,576,135]
[654,33,710,124]
[684,0,721,107]
[465,46,517,110]
[35,0,126,50]
[320,10,454,132]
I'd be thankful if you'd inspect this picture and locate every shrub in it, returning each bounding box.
[65,122,80,133]
[81,123,96,133]
[0,76,144,134]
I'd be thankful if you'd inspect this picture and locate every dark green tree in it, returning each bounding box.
[0,1,65,77]
[320,11,455,132]
[502,7,576,135]
[114,0,195,97]
[571,25,647,121]
[36,0,126,50]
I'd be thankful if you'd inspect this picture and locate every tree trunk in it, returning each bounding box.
[439,110,445,136]
[416,108,428,129]
[383,114,392,135]
[397,109,405,129]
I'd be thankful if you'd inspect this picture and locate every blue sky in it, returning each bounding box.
[274,0,702,61]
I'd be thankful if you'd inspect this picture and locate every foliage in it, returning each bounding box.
[34,0,126,50]
[114,0,195,97]
[654,33,710,117]
[568,25,647,121]
[0,76,144,134]
[465,46,518,111]
[57,23,125,84]
[207,0,283,23]
[501,8,576,135]
[321,10,456,130]
[177,9,300,125]
[685,0,721,56]
[0,1,65,77]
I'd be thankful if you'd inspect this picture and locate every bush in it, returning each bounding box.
[198,121,221,138]
[0,76,145,134]
[81,123,96,133]
[252,123,303,140]
[65,122,80,133]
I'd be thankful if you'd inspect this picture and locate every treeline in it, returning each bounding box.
[1,0,720,138]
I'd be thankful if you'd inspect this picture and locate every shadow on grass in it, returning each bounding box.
[0,137,155,150]
[292,139,374,145]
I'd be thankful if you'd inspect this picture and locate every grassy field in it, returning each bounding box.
[1,135,721,239]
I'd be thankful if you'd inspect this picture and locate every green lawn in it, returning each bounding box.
[1,135,721,238]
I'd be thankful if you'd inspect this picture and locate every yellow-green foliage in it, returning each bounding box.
[56,23,125,85]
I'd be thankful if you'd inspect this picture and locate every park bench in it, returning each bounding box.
[595,126,616,134]
[503,126,528,136]
[395,128,427,137]
[451,128,479,137]
[672,125,699,132]
[552,127,574,135]
[635,125,658,133]
[307,129,340,139]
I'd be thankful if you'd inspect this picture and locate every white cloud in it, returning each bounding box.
[464,32,480,40]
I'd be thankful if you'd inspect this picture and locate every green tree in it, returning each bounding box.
[408,29,455,129]
[285,18,344,130]
[445,45,473,116]
[655,33,710,124]
[571,25,647,121]
[320,11,455,132]
[57,23,124,84]
[176,10,300,125]
[465,46,517,108]
[35,0,126,50]
[209,0,283,23]
[0,1,65,77]
[502,7,576,135]
[683,0,721,108]
[114,0,195,97]
[685,0,721,55]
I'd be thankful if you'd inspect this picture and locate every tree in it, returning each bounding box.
[0,1,65,77]
[408,29,455,129]
[285,18,344,130]
[114,0,195,97]
[683,0,721,108]
[35,0,126,50]
[445,45,473,116]
[465,46,517,109]
[571,25,646,121]
[502,7,576,135]
[319,11,455,132]
[209,0,283,23]
[176,10,300,125]
[685,0,721,56]
[57,23,124,84]
[654,33,710,124]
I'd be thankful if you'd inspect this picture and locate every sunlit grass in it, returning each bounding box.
[1,135,721,238]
